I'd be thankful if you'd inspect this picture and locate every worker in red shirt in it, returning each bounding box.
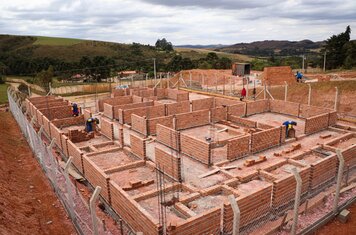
[240,87,247,101]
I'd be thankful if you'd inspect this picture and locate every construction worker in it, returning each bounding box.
[85,117,99,132]
[296,71,303,83]
[283,121,297,138]
[72,103,79,116]
[240,87,247,101]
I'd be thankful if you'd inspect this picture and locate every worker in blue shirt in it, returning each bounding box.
[283,121,297,138]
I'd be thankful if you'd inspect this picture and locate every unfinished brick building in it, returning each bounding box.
[25,87,355,235]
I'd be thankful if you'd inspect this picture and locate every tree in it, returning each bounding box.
[344,41,356,69]
[155,38,173,52]
[34,65,54,92]
[324,26,351,69]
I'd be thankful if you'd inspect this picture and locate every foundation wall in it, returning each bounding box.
[61,134,69,157]
[98,96,133,112]
[67,140,84,173]
[101,118,114,140]
[119,105,165,124]
[191,98,214,111]
[156,124,180,151]
[131,114,147,136]
[167,208,221,235]
[51,115,85,128]
[245,100,269,116]
[110,182,160,235]
[148,116,174,135]
[103,103,115,119]
[166,101,191,115]
[342,145,356,169]
[114,101,154,120]
[214,97,239,106]
[310,155,337,189]
[251,127,281,153]
[228,115,257,128]
[328,111,338,126]
[270,100,300,117]
[50,123,63,149]
[227,135,251,160]
[304,113,329,135]
[167,89,189,102]
[299,104,330,118]
[175,110,210,130]
[155,147,182,181]
[82,156,111,203]
[34,100,68,109]
[40,105,73,120]
[227,103,246,117]
[36,109,44,126]
[130,134,147,159]
[210,107,227,123]
[156,88,167,99]
[180,133,211,165]
[43,115,51,136]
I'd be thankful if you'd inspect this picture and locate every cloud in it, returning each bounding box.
[0,0,355,45]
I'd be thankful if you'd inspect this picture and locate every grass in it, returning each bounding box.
[175,47,252,62]
[33,36,85,46]
[0,84,9,104]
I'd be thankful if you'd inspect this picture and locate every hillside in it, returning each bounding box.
[175,47,251,62]
[216,40,324,56]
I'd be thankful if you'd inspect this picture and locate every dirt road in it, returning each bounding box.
[0,109,76,235]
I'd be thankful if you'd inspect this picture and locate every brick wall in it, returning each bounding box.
[130,134,146,159]
[111,89,126,97]
[131,114,147,136]
[50,123,63,150]
[40,105,73,120]
[114,101,154,120]
[139,89,155,98]
[228,115,257,128]
[110,181,160,235]
[257,122,275,130]
[299,104,330,118]
[304,113,329,135]
[328,111,337,126]
[101,118,114,140]
[251,127,281,153]
[156,124,180,151]
[156,88,167,99]
[103,103,115,119]
[35,100,68,109]
[42,115,51,136]
[155,147,182,181]
[270,100,300,117]
[36,109,44,126]
[167,208,220,235]
[175,110,210,130]
[245,100,269,116]
[51,115,85,128]
[180,133,211,165]
[97,96,133,112]
[61,134,69,157]
[67,140,84,173]
[191,98,214,111]
[211,107,227,123]
[342,145,356,170]
[227,135,250,160]
[262,66,296,85]
[132,95,143,103]
[214,97,239,106]
[166,101,191,115]
[82,156,111,203]
[148,116,174,135]
[227,103,246,117]
[84,108,92,120]
[167,89,189,102]
[119,105,166,124]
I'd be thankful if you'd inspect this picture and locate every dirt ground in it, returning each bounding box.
[0,110,76,235]
[316,202,356,235]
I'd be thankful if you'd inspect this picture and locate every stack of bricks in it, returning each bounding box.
[130,134,147,159]
[68,129,94,143]
[227,135,250,160]
[180,133,211,165]
[251,127,281,153]
[156,124,180,151]
[155,147,182,181]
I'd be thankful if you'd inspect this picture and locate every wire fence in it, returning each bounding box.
[7,88,126,235]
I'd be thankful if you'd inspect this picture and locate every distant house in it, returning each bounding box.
[118,70,138,78]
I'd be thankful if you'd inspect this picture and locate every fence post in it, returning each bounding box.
[334,87,339,111]
[333,149,344,214]
[90,186,102,235]
[64,157,75,219]
[228,195,240,235]
[284,81,288,101]
[308,84,312,105]
[291,167,302,235]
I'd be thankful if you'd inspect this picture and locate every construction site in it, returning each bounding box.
[5,65,356,235]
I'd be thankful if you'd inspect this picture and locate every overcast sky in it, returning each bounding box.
[1,0,355,45]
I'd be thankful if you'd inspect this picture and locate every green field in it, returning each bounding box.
[175,47,252,62]
[0,84,9,104]
[33,36,85,46]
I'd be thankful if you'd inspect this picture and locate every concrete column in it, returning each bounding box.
[334,149,344,214]
[284,81,288,102]
[291,167,302,235]
[228,195,240,235]
[308,84,312,105]
[334,87,339,111]
[90,186,102,235]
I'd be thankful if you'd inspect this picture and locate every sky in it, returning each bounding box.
[1,0,356,45]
